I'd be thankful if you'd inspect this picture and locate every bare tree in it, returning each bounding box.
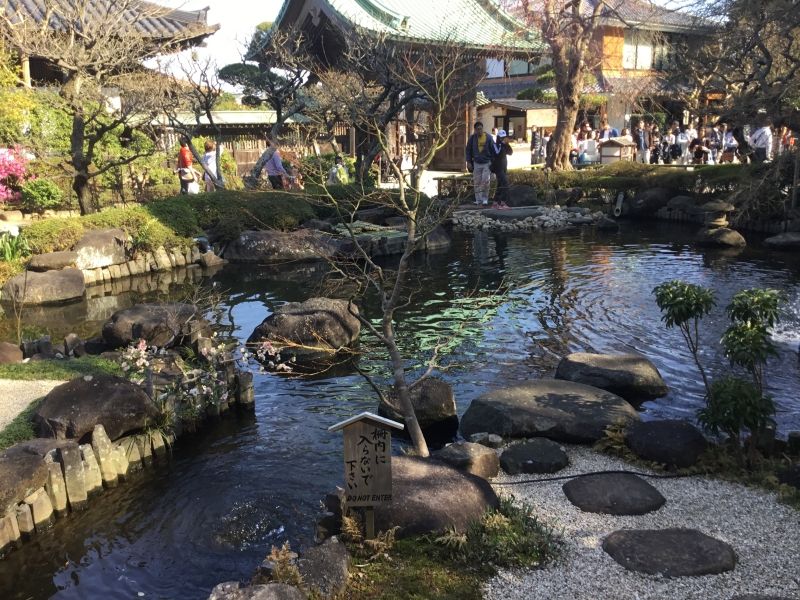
[0,0,209,213]
[299,34,484,457]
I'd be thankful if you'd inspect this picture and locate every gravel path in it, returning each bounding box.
[0,379,64,431]
[485,446,800,600]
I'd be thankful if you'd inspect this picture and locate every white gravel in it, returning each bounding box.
[484,445,800,600]
[0,379,64,431]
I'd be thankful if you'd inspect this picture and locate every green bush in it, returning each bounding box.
[0,232,29,261]
[22,217,85,254]
[698,376,775,444]
[21,178,63,213]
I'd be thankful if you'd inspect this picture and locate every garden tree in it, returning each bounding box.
[161,56,226,190]
[0,0,185,214]
[301,34,485,457]
[0,47,34,146]
[218,24,309,139]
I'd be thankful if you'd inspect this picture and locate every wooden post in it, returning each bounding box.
[329,412,404,541]
[21,55,31,88]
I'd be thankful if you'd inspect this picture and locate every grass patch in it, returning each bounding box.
[338,497,560,600]
[0,397,42,450]
[0,356,122,380]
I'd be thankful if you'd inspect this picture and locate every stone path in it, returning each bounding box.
[485,445,800,600]
[0,379,65,431]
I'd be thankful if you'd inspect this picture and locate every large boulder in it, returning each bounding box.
[460,380,639,444]
[507,184,539,207]
[2,268,85,305]
[247,298,360,363]
[500,438,569,474]
[0,341,22,363]
[554,352,668,403]
[102,303,203,349]
[34,375,159,441]
[764,232,800,250]
[296,537,349,599]
[375,456,499,537]
[695,227,746,248]
[432,441,500,479]
[602,528,737,577]
[0,443,50,513]
[624,420,707,468]
[28,251,79,272]
[421,225,451,252]
[378,377,457,441]
[73,228,127,270]
[224,230,341,263]
[562,473,666,515]
[627,188,672,217]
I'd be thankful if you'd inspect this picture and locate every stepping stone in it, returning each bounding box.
[555,352,668,402]
[563,473,665,515]
[433,441,499,479]
[603,528,737,576]
[625,420,707,468]
[500,439,568,474]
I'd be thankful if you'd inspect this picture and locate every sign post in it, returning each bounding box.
[329,412,404,539]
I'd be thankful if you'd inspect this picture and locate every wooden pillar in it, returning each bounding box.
[348,127,356,158]
[21,55,31,88]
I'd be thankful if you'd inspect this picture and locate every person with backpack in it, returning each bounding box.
[491,129,513,209]
[466,121,495,206]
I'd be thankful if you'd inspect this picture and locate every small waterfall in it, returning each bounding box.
[771,291,800,347]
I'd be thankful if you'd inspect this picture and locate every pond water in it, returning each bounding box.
[1,222,799,600]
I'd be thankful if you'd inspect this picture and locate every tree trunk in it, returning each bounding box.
[547,93,579,171]
[73,171,93,216]
[66,75,96,215]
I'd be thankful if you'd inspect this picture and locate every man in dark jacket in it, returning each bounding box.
[492,129,513,208]
[530,126,543,164]
[632,123,651,163]
[465,121,495,206]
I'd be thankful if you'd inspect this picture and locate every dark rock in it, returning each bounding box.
[602,528,737,576]
[247,298,360,363]
[375,456,499,538]
[2,268,85,305]
[301,218,336,234]
[0,444,49,513]
[349,229,409,258]
[28,251,79,272]
[460,380,640,444]
[102,303,204,349]
[555,352,668,403]
[468,432,504,448]
[695,227,746,248]
[507,184,539,207]
[421,225,451,252]
[225,230,341,263]
[84,336,110,355]
[777,465,800,490]
[500,438,568,474]
[296,537,349,598]
[0,341,22,363]
[379,377,457,441]
[36,336,53,357]
[482,206,546,221]
[383,216,407,229]
[667,195,696,211]
[625,420,708,468]
[34,375,159,441]
[73,228,127,270]
[595,216,620,231]
[433,441,500,479]
[628,188,672,217]
[563,473,666,515]
[64,333,86,357]
[787,432,800,456]
[764,232,800,250]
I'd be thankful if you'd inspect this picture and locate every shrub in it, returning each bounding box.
[22,217,85,254]
[698,376,775,444]
[0,146,28,203]
[21,178,63,213]
[0,232,29,261]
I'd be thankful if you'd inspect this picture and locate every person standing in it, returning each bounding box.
[749,121,773,163]
[466,121,495,206]
[530,126,542,164]
[599,120,619,141]
[176,137,194,194]
[491,129,513,209]
[202,139,218,192]
[632,123,651,164]
[255,138,290,189]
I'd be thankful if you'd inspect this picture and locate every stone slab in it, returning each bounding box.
[563,473,666,515]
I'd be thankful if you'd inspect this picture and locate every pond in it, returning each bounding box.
[1,222,799,599]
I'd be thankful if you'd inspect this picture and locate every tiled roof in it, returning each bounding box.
[4,0,219,41]
[275,0,543,51]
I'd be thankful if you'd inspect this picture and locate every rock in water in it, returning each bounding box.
[460,380,639,444]
[554,352,668,403]
[375,456,499,537]
[563,473,665,515]
[500,439,569,474]
[695,227,746,248]
[73,228,127,270]
[224,230,341,263]
[378,377,457,441]
[247,298,360,363]
[764,232,800,250]
[102,303,203,349]
[34,375,159,441]
[602,528,737,576]
[624,420,707,468]
[2,268,85,305]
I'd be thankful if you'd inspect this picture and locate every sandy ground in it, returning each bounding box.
[0,379,65,431]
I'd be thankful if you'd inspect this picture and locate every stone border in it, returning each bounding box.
[0,356,254,558]
[81,246,223,287]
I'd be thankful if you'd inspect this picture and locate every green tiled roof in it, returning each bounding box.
[275,0,542,52]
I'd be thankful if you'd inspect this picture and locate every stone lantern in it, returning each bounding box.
[699,200,735,228]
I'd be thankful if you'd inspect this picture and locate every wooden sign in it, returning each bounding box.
[329,412,404,508]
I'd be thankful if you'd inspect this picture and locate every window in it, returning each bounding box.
[622,30,653,70]
[653,37,676,71]
[486,58,505,78]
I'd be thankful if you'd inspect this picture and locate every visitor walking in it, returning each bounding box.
[466,121,495,206]
[720,124,738,163]
[749,121,773,163]
[632,123,651,164]
[254,138,290,189]
[530,126,542,164]
[202,140,219,192]
[327,155,349,185]
[491,129,513,209]
[176,137,195,195]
